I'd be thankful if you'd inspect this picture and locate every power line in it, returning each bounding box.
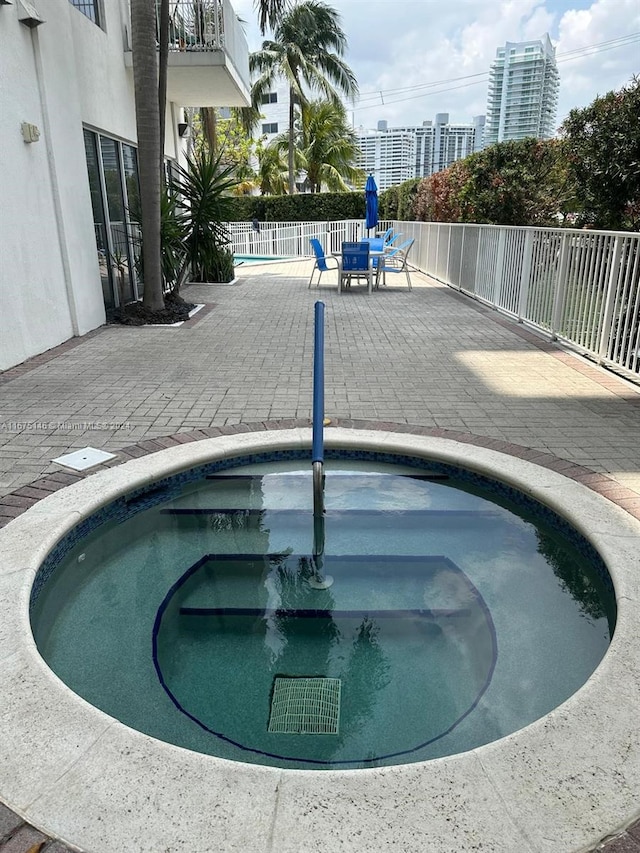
[353,33,639,112]
[356,71,488,103]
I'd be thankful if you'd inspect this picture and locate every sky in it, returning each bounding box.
[231,0,640,132]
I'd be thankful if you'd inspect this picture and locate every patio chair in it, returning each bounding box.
[339,241,372,293]
[308,238,339,288]
[378,228,402,248]
[379,238,414,290]
[385,231,403,247]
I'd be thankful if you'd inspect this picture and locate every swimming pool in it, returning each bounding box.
[234,254,291,265]
[30,452,614,770]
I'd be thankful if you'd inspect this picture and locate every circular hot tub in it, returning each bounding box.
[1,429,639,853]
[31,449,615,770]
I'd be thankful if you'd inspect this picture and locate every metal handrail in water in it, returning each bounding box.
[309,301,333,589]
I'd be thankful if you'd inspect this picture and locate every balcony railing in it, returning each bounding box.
[226,219,640,378]
[124,0,250,106]
[161,0,225,51]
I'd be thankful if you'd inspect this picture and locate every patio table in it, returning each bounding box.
[332,249,386,292]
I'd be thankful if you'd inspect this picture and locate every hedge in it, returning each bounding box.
[225,191,365,222]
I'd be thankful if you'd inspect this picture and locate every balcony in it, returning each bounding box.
[124,0,251,108]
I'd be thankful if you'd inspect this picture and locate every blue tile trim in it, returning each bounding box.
[179,607,471,619]
[152,552,498,767]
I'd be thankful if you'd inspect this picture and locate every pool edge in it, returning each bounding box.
[1,427,639,853]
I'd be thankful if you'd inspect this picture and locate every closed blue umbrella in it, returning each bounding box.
[365,173,378,234]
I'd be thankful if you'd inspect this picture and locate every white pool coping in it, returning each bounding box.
[1,428,639,853]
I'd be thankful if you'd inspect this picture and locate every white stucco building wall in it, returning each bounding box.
[0,0,249,372]
[256,79,291,144]
[0,1,107,371]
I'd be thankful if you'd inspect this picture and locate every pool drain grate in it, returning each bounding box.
[268,677,341,734]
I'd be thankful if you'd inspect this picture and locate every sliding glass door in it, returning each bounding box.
[83,129,141,309]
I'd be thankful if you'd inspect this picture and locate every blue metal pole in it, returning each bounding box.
[312,301,325,465]
[309,300,333,589]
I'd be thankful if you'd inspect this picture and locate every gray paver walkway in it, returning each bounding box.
[1,259,639,501]
[1,259,639,851]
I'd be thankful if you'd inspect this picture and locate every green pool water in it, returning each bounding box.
[31,460,615,769]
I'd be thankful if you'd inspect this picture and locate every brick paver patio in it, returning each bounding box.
[1,259,639,851]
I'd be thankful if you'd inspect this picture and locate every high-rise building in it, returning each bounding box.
[355,122,417,190]
[259,87,485,190]
[396,114,485,177]
[355,114,484,190]
[483,34,559,147]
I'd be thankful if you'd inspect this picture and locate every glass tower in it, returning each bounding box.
[484,34,559,147]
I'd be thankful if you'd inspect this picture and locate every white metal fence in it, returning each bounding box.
[227,220,365,258]
[225,219,640,378]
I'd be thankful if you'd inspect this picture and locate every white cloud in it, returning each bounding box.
[555,0,640,122]
[231,0,639,130]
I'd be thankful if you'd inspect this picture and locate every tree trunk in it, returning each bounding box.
[158,0,169,177]
[288,85,295,194]
[202,107,217,154]
[131,0,164,310]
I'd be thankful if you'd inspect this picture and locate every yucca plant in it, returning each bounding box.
[160,187,189,291]
[172,147,238,282]
[129,185,189,294]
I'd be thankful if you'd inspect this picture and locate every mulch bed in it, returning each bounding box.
[107,292,196,326]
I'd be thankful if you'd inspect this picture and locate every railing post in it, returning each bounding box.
[597,236,623,364]
[550,233,570,340]
[474,226,483,298]
[517,229,534,322]
[215,0,222,45]
[457,225,465,291]
[493,228,506,306]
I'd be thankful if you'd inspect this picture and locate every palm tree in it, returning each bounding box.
[130,0,164,310]
[255,0,291,33]
[297,99,364,192]
[250,0,358,194]
[130,0,288,309]
[257,142,289,195]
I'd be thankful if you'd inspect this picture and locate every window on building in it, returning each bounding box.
[261,122,278,134]
[260,92,278,105]
[69,0,103,28]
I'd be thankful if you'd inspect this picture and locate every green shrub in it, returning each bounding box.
[397,178,420,221]
[208,246,235,282]
[225,191,365,222]
[379,185,399,219]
